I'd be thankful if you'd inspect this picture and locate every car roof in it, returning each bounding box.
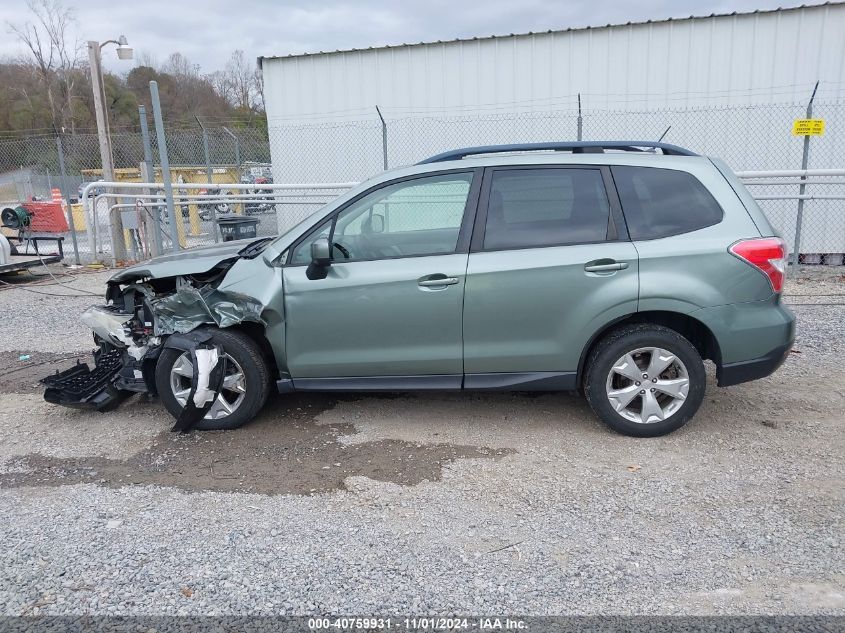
[419,141,697,162]
[376,151,712,182]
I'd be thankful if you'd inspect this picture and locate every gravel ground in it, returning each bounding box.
[0,264,842,616]
[0,267,110,353]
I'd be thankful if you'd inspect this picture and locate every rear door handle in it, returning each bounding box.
[584,261,629,272]
[418,276,459,287]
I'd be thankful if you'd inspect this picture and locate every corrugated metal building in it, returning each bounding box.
[260,2,845,121]
[259,3,845,255]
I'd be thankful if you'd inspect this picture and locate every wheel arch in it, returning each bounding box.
[576,310,722,389]
[220,322,280,381]
[154,324,272,431]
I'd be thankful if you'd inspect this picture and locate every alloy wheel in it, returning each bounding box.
[168,351,247,420]
[605,347,690,424]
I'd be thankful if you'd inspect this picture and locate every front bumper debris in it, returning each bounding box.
[41,348,129,411]
[41,303,157,415]
[43,258,266,429]
[42,305,235,432]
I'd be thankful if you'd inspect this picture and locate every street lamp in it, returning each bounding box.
[87,35,133,261]
[116,35,133,60]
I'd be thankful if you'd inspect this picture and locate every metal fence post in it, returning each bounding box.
[792,81,819,269]
[222,126,241,169]
[149,80,181,253]
[196,117,219,242]
[196,117,214,184]
[577,93,583,141]
[139,104,163,257]
[139,105,155,167]
[55,134,81,265]
[376,105,388,170]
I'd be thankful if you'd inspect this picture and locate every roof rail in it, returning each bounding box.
[417,141,698,164]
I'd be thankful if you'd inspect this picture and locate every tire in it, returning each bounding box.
[584,324,706,437]
[155,328,270,430]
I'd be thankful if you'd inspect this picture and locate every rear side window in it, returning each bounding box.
[483,168,610,249]
[612,166,723,240]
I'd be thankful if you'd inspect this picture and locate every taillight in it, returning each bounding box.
[729,237,786,293]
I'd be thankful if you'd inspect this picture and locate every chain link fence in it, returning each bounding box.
[268,100,845,265]
[0,99,843,265]
[0,128,275,263]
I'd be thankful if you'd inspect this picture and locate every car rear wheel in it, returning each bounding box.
[584,324,706,437]
[155,328,270,430]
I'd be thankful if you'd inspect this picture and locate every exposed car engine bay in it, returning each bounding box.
[42,238,273,432]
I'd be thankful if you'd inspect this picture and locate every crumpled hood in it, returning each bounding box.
[109,238,259,283]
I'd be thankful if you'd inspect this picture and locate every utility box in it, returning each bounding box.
[217,214,259,242]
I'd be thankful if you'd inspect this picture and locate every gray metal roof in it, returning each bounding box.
[258,2,841,64]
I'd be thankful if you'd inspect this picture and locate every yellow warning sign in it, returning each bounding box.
[792,119,825,135]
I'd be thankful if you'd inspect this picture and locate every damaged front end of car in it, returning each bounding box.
[42,238,274,430]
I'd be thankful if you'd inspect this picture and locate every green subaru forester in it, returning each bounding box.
[45,142,795,437]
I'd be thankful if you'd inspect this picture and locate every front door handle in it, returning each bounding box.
[584,261,629,273]
[418,275,459,287]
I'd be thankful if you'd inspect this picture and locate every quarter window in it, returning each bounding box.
[612,166,724,240]
[483,169,611,250]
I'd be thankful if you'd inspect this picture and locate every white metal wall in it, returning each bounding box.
[261,3,845,122]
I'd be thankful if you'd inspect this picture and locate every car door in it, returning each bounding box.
[282,170,480,386]
[462,165,639,388]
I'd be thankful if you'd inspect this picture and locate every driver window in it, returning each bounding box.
[290,172,473,264]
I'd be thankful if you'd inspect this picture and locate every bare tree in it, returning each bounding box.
[208,69,233,105]
[7,0,82,132]
[252,66,264,112]
[162,52,199,78]
[223,50,257,111]
[135,50,159,70]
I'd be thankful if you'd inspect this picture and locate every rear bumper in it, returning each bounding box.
[695,297,795,387]
[717,339,793,387]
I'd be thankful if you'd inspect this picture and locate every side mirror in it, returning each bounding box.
[311,237,331,266]
[306,237,331,280]
[369,214,385,233]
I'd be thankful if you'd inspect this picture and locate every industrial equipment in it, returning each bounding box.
[0,205,64,274]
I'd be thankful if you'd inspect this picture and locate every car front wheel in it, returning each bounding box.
[584,324,706,437]
[155,328,270,430]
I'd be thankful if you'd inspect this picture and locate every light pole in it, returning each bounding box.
[88,35,133,261]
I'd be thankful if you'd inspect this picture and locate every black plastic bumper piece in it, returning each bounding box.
[41,348,129,411]
[163,330,225,433]
[718,341,793,387]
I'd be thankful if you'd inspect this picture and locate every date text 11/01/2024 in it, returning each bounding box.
[308,617,528,630]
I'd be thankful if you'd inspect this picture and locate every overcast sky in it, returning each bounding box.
[0,0,802,73]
